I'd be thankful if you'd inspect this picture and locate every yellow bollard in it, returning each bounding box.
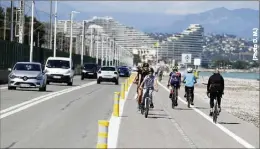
[113,92,120,117]
[125,80,128,92]
[120,83,125,100]
[96,120,109,148]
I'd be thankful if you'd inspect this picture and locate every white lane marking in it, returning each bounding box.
[107,83,133,148]
[158,82,255,149]
[158,99,197,148]
[0,81,96,119]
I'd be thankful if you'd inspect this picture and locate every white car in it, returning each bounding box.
[97,66,119,85]
[44,57,75,86]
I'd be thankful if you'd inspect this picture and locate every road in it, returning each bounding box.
[0,76,127,148]
[116,77,259,148]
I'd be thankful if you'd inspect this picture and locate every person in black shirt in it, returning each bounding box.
[207,68,225,116]
[134,62,150,109]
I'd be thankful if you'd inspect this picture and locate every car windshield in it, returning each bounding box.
[118,67,128,71]
[101,67,116,71]
[84,64,96,69]
[13,63,41,71]
[46,60,70,69]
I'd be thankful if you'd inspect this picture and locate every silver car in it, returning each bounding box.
[8,62,47,91]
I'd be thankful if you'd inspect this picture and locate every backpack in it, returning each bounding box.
[170,72,179,85]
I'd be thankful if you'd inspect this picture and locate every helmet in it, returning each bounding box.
[187,67,193,73]
[149,67,154,74]
[214,68,220,74]
[172,66,178,72]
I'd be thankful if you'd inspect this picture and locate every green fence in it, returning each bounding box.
[0,40,108,70]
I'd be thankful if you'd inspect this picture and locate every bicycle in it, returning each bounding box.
[186,88,193,108]
[140,88,154,118]
[212,92,221,123]
[169,84,178,109]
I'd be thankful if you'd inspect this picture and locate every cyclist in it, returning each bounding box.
[136,62,150,109]
[207,68,225,116]
[139,67,158,109]
[167,66,181,106]
[183,67,197,105]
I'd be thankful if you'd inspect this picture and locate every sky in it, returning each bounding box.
[1,1,259,15]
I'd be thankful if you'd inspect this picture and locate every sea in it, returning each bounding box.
[199,71,260,80]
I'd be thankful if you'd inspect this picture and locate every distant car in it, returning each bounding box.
[44,57,75,86]
[7,62,47,91]
[81,63,100,80]
[132,67,138,72]
[118,67,131,77]
[97,66,119,85]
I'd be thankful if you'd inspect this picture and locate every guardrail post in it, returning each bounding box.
[97,120,109,149]
[113,92,120,117]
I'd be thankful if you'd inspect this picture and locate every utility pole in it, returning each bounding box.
[90,27,93,56]
[3,8,6,40]
[81,21,85,66]
[69,11,80,59]
[105,37,108,66]
[29,1,34,62]
[49,0,53,49]
[101,34,104,66]
[96,30,99,64]
[10,0,14,41]
[18,0,24,43]
[53,1,57,57]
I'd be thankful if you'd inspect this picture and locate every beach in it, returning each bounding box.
[197,76,259,127]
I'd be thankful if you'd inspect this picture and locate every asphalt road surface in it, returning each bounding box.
[0,76,127,148]
[117,77,259,148]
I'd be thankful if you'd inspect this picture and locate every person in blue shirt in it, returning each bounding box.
[183,67,197,105]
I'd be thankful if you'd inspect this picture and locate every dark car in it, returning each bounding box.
[118,67,131,77]
[81,63,100,80]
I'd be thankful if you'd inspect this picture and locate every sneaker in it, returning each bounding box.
[191,102,194,105]
[169,93,172,98]
[150,103,154,108]
[209,108,213,116]
[218,105,221,113]
[174,102,178,106]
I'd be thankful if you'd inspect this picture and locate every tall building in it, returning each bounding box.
[159,24,204,65]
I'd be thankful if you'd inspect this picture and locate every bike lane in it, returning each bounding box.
[116,79,259,148]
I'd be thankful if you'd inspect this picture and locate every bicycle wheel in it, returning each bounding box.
[145,97,150,118]
[213,99,218,123]
[171,88,176,109]
[187,92,191,108]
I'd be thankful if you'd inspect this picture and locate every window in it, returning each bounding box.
[84,64,97,69]
[46,60,70,69]
[101,67,116,71]
[14,63,41,71]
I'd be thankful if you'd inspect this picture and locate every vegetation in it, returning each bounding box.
[211,59,259,69]
[0,6,46,47]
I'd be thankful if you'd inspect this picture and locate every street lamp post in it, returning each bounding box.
[29,1,34,62]
[101,34,104,66]
[105,36,108,66]
[69,11,80,60]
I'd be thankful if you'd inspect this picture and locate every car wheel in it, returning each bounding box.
[39,86,46,91]
[47,81,50,85]
[115,79,119,85]
[97,79,101,84]
[67,78,73,86]
[81,75,84,80]
[8,86,16,90]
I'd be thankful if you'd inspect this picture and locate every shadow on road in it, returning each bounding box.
[149,113,168,117]
[194,106,209,110]
[14,89,54,92]
[174,107,193,110]
[148,116,173,119]
[218,122,241,125]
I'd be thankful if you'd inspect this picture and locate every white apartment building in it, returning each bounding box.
[166,24,204,64]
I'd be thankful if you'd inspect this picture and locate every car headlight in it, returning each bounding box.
[36,74,43,80]
[64,70,71,75]
[9,74,16,79]
[82,70,86,73]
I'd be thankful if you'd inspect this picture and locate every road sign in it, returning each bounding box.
[194,58,201,66]
[182,54,192,64]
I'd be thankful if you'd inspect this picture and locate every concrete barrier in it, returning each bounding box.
[0,70,9,84]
